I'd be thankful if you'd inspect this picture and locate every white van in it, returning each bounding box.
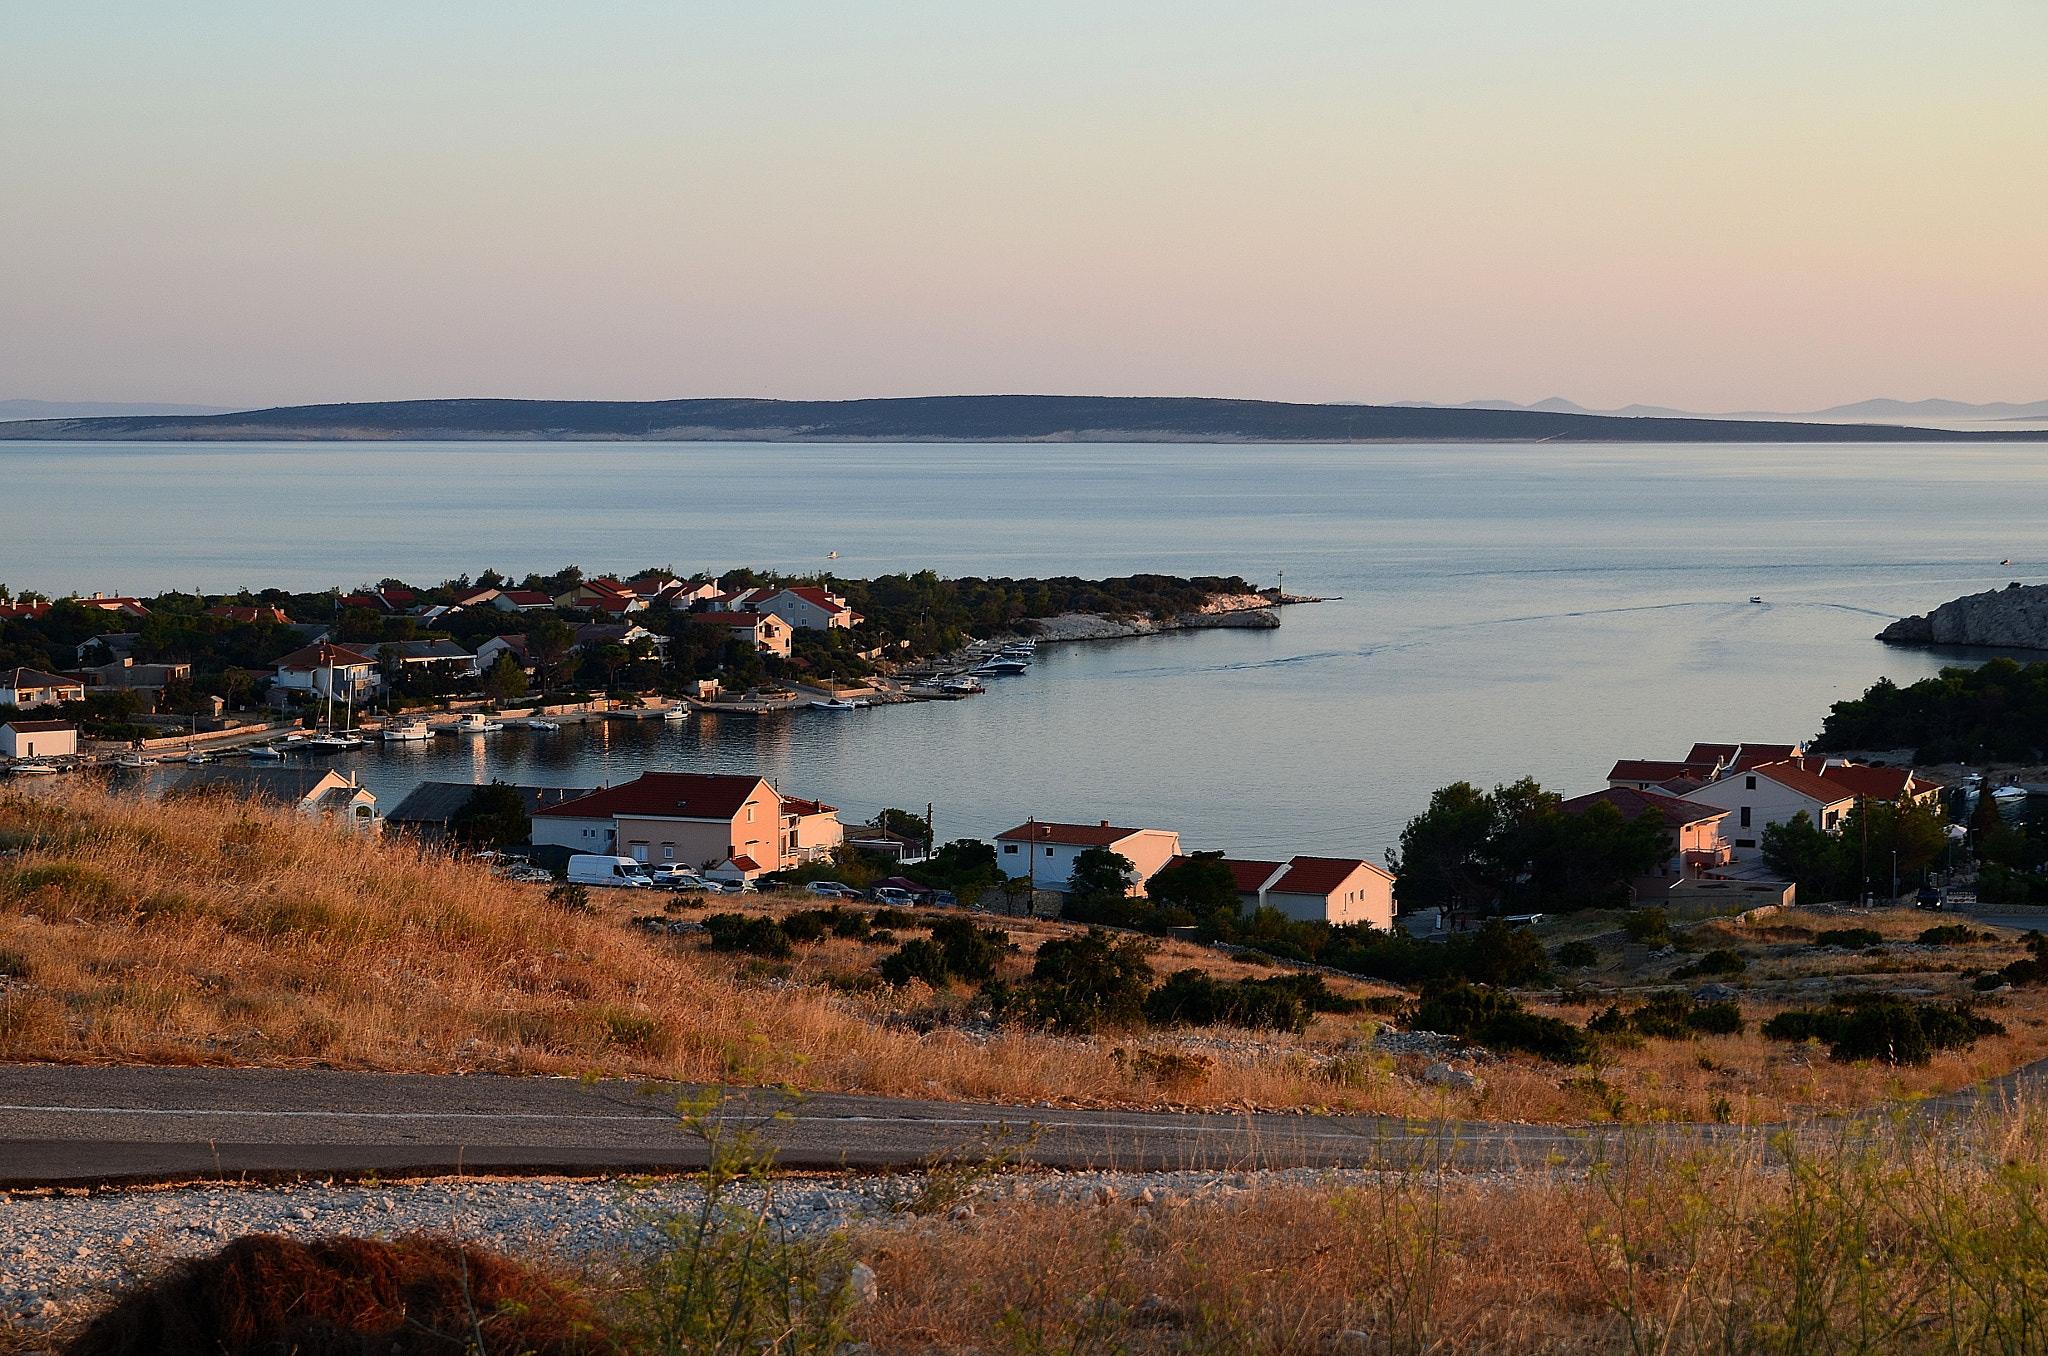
[567,854,652,889]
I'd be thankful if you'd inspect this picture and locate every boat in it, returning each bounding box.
[382,720,431,742]
[810,697,861,711]
[1749,596,1763,604]
[451,713,504,734]
[661,705,687,721]
[181,751,218,764]
[972,657,1030,676]
[111,751,152,768]
[302,732,363,751]
[246,745,285,761]
[525,718,560,731]
[937,677,985,695]
[8,762,58,776]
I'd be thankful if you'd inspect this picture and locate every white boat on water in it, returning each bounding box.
[304,732,367,751]
[9,762,58,776]
[525,718,560,731]
[111,752,152,768]
[810,697,861,711]
[450,713,504,734]
[181,751,218,764]
[662,705,687,721]
[246,745,285,761]
[973,657,1029,676]
[382,720,432,742]
[937,677,985,695]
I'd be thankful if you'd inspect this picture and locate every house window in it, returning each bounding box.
[1745,776,1756,790]
[1003,844,1018,854]
[631,844,648,862]
[662,845,674,860]
[1739,807,1751,828]
[1045,846,1054,856]
[746,806,755,823]
[1736,838,1756,848]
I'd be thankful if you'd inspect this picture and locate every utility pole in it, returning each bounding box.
[1861,804,1870,906]
[926,802,935,862]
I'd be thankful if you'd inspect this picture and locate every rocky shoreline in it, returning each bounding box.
[1025,591,1312,644]
[1879,582,2048,650]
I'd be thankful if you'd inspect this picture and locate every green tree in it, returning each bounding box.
[526,619,575,690]
[1387,781,1498,913]
[1762,810,1850,900]
[1145,851,1241,921]
[448,781,531,849]
[1066,845,1136,902]
[1022,928,1156,1033]
[337,606,384,642]
[483,652,529,701]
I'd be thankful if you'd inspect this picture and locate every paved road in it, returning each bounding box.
[0,1065,1724,1188]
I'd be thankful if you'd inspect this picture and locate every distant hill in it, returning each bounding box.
[1395,395,2048,425]
[0,398,240,422]
[2,394,2045,443]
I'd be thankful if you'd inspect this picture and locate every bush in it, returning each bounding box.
[779,909,833,944]
[1763,996,2004,1064]
[1673,948,1747,978]
[928,917,1011,983]
[702,913,794,959]
[1016,928,1156,1034]
[1587,992,1744,1040]
[545,882,593,914]
[1830,1000,1931,1064]
[1410,983,1593,1065]
[1317,917,1552,989]
[829,908,871,940]
[1142,970,1307,1033]
[1919,924,1986,946]
[1554,940,1600,969]
[879,938,951,988]
[1623,908,1669,946]
[1813,928,1885,950]
[869,908,921,930]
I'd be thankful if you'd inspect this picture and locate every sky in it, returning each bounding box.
[2,2,2045,412]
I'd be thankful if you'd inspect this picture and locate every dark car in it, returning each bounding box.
[1916,886,1945,910]
[930,890,959,908]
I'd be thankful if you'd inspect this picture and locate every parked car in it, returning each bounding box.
[567,854,652,889]
[805,881,861,899]
[712,879,758,895]
[651,868,713,892]
[930,890,959,908]
[870,886,917,906]
[1916,885,1945,910]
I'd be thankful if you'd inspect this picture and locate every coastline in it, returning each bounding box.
[1023,590,1317,644]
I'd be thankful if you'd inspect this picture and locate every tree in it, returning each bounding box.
[483,653,528,701]
[448,781,531,850]
[1387,781,1498,913]
[337,607,384,642]
[1067,846,1136,902]
[1023,928,1156,1033]
[1552,800,1671,909]
[525,620,575,690]
[1145,851,1242,921]
[221,666,252,710]
[1762,810,1848,899]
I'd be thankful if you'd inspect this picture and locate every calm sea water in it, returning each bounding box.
[6,439,2045,861]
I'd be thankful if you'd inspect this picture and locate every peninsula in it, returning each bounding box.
[1879,582,2048,651]
[7,394,2048,443]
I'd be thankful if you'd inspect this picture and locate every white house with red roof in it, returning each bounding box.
[1,720,77,760]
[750,587,861,631]
[0,602,52,622]
[1162,853,1393,925]
[532,771,840,878]
[0,668,86,708]
[271,642,380,700]
[994,820,1183,892]
[490,590,557,612]
[76,593,152,619]
[1682,760,1855,861]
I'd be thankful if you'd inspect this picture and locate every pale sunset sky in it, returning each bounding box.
[2,2,2043,411]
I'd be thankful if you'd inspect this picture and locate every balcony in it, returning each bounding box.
[1682,837,1733,872]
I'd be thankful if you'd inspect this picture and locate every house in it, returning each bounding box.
[451,587,503,609]
[1686,742,1802,773]
[994,820,1183,893]
[413,605,464,625]
[532,771,839,876]
[1559,787,1733,902]
[1262,857,1396,927]
[552,579,644,613]
[0,721,77,760]
[693,611,791,658]
[78,657,193,706]
[1162,853,1394,925]
[572,622,665,655]
[271,643,380,701]
[166,767,379,834]
[389,639,480,677]
[1802,760,1945,808]
[338,588,413,613]
[474,635,533,673]
[383,781,597,843]
[656,580,723,608]
[492,590,558,612]
[0,602,52,622]
[749,587,862,632]
[1682,761,1856,861]
[1607,759,1720,793]
[76,634,142,664]
[75,593,152,619]
[779,795,846,863]
[0,668,86,708]
[205,604,290,624]
[843,825,929,864]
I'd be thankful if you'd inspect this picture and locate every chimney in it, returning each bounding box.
[1100,820,1110,828]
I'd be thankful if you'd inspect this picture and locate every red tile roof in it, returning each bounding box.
[1747,760,1856,804]
[779,795,838,817]
[503,590,552,606]
[1608,759,1717,785]
[534,771,774,823]
[1808,763,1941,801]
[274,643,378,671]
[996,821,1146,847]
[0,602,52,621]
[2,719,73,732]
[727,855,763,872]
[1687,742,1800,772]
[1267,856,1392,896]
[781,586,851,614]
[1563,786,1726,826]
[206,604,289,624]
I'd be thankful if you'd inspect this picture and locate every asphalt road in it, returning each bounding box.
[0,1064,1744,1189]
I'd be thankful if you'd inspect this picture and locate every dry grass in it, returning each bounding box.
[3,781,2044,1124]
[851,1102,2048,1353]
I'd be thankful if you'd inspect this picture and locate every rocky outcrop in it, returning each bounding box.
[1879,583,2048,649]
[1027,592,1286,644]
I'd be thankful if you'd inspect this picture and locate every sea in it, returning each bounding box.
[6,438,2044,863]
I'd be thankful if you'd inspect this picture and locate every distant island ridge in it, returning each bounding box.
[5,395,2048,444]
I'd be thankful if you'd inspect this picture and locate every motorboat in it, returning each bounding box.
[180,750,218,764]
[450,713,504,734]
[1749,596,1763,604]
[246,745,286,761]
[972,657,1029,676]
[525,718,560,731]
[810,697,861,711]
[662,705,687,721]
[1993,784,2029,803]
[8,762,57,776]
[381,720,431,742]
[937,677,985,695]
[111,751,152,768]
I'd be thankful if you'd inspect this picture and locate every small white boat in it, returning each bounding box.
[662,706,687,721]
[525,718,560,731]
[1994,785,2029,802]
[1749,596,1763,604]
[246,745,286,761]
[9,762,58,776]
[382,720,432,743]
[111,752,152,768]
[810,697,860,711]
[973,658,1029,676]
[181,751,218,764]
[937,677,985,695]
[451,714,504,734]
[302,733,364,751]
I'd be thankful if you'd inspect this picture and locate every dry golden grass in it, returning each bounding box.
[3,781,2043,1124]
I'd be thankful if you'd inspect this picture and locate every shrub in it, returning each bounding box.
[1763,996,2004,1064]
[1127,1048,1213,1089]
[1674,948,1747,978]
[1996,931,2048,987]
[869,908,921,930]
[1554,940,1600,969]
[879,938,951,988]
[1316,916,1551,989]
[1588,992,1744,1040]
[779,909,833,944]
[1919,924,1986,946]
[828,908,871,940]
[1623,908,1669,946]
[545,882,594,914]
[1410,983,1593,1064]
[702,913,794,959]
[1830,1000,1931,1065]
[1142,970,1307,1033]
[1687,1002,1745,1035]
[928,917,1011,983]
[1018,928,1156,1033]
[1814,928,1885,950]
